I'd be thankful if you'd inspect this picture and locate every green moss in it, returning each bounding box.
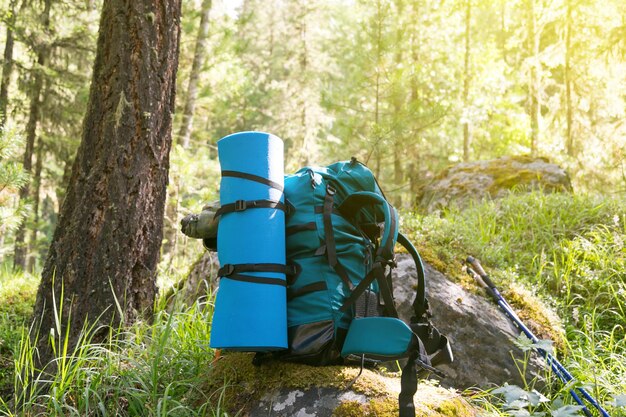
[503,283,566,351]
[332,398,399,416]
[200,354,479,416]
[489,170,542,192]
[432,397,477,417]
[199,353,389,413]
[333,401,367,416]
[368,398,399,416]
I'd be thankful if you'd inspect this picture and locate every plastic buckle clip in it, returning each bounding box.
[326,185,336,196]
[222,264,235,276]
[234,200,247,211]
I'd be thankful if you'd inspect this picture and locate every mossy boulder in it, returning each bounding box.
[393,255,565,389]
[419,156,572,212]
[199,352,478,416]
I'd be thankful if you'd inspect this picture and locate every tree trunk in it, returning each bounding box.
[32,0,182,369]
[298,1,311,166]
[527,0,540,156]
[0,0,17,128]
[27,138,44,272]
[177,0,212,148]
[392,0,405,207]
[462,0,472,162]
[13,0,52,271]
[565,0,574,156]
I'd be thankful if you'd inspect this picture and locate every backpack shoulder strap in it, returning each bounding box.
[396,232,428,320]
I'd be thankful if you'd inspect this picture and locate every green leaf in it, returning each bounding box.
[512,334,554,355]
[493,384,530,405]
[550,405,584,417]
[513,334,535,352]
[507,409,531,417]
[533,339,555,355]
[609,394,626,407]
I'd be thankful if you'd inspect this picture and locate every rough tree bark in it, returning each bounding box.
[177,0,212,148]
[13,0,51,271]
[32,0,182,368]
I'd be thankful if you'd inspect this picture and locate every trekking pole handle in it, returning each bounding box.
[466,256,497,290]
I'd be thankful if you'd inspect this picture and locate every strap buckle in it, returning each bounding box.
[286,264,298,276]
[234,200,247,211]
[222,264,235,276]
[326,184,336,196]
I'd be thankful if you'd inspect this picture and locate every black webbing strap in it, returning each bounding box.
[314,206,343,216]
[397,232,427,320]
[339,262,383,312]
[214,199,287,217]
[220,273,287,287]
[376,267,399,318]
[218,263,297,277]
[322,185,354,290]
[221,170,284,192]
[286,222,317,236]
[287,281,327,301]
[399,352,420,417]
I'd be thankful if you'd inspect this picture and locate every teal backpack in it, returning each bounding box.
[274,158,452,417]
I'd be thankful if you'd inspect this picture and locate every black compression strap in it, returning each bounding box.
[221,170,284,192]
[339,262,384,312]
[215,199,287,217]
[322,185,353,290]
[314,206,343,216]
[287,281,327,301]
[377,268,399,318]
[286,222,317,236]
[399,353,419,417]
[220,273,287,286]
[219,263,296,277]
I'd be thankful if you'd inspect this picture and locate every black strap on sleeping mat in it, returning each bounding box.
[220,274,286,286]
[218,263,294,287]
[221,170,284,192]
[218,263,297,277]
[214,199,287,217]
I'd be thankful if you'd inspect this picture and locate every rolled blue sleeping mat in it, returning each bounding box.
[210,131,288,351]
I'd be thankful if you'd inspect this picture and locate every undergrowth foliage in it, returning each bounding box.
[0,191,625,416]
[0,294,219,417]
[404,191,626,415]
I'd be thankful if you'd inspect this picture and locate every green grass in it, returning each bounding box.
[1,191,625,416]
[403,190,626,416]
[0,293,222,416]
[0,265,38,401]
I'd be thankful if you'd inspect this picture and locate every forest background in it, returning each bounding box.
[1,0,626,270]
[0,0,626,414]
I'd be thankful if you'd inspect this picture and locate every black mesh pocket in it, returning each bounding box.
[354,289,383,318]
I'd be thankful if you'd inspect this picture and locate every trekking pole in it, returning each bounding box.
[464,256,611,417]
